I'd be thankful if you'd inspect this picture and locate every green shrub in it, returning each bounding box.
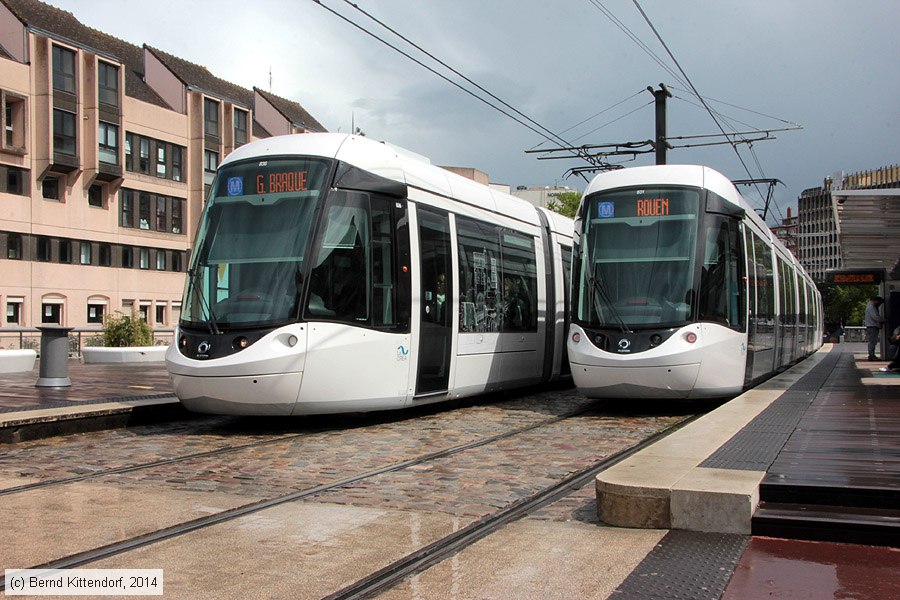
[102,309,153,347]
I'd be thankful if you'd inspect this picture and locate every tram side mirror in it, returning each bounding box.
[706,193,745,218]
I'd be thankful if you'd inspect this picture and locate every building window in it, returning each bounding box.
[204,98,219,137]
[119,189,186,234]
[139,137,150,174]
[80,241,92,265]
[87,302,105,324]
[42,302,62,324]
[53,109,76,156]
[99,243,112,266]
[139,193,151,229]
[156,196,167,231]
[97,62,118,107]
[156,250,166,271]
[98,122,118,164]
[156,145,166,178]
[52,45,76,94]
[42,303,62,324]
[42,177,60,200]
[122,246,133,268]
[204,150,218,184]
[6,299,22,325]
[140,248,150,269]
[172,146,183,182]
[36,236,51,261]
[172,251,182,272]
[59,239,71,263]
[4,166,26,195]
[234,108,248,146]
[171,198,183,234]
[124,132,133,167]
[88,184,104,207]
[155,304,166,325]
[124,133,185,182]
[7,232,22,259]
[2,92,26,150]
[120,189,133,227]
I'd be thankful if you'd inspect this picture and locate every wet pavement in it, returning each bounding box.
[724,537,900,600]
[0,343,897,598]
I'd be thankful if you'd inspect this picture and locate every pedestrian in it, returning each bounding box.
[864,296,885,360]
[880,325,900,373]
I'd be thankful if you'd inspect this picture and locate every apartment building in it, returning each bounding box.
[0,0,325,330]
[797,165,899,281]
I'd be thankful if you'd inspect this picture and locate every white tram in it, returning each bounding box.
[568,164,822,399]
[166,133,573,415]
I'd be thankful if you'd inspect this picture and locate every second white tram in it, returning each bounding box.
[166,133,573,415]
[568,164,822,399]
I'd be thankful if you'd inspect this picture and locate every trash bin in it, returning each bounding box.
[36,326,73,387]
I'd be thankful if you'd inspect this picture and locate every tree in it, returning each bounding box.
[817,283,877,326]
[546,191,582,219]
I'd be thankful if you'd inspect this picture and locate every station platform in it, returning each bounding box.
[0,343,897,598]
[0,360,179,443]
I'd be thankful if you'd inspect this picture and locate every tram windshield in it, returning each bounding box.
[576,187,700,329]
[181,157,331,329]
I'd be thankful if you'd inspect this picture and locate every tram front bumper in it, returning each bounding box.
[571,362,700,399]
[171,371,303,415]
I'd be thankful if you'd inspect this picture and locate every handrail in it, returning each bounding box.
[0,327,175,356]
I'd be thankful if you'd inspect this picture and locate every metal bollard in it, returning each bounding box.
[36,326,74,387]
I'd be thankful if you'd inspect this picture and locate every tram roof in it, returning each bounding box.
[223,133,556,230]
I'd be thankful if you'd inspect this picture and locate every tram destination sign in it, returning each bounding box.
[218,158,329,198]
[825,269,884,285]
[596,189,698,219]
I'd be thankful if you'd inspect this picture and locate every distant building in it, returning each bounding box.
[439,166,509,194]
[797,165,900,281]
[771,207,799,257]
[511,185,575,210]
[0,0,324,329]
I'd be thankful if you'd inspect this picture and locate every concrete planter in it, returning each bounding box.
[82,346,168,364]
[0,349,38,373]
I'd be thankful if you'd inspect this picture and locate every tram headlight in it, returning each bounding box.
[233,336,250,350]
[287,335,299,347]
[179,335,188,349]
[684,332,698,344]
[650,334,662,346]
[572,332,581,343]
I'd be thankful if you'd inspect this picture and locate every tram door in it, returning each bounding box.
[416,210,453,396]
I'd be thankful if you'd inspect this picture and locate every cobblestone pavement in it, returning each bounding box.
[0,386,692,582]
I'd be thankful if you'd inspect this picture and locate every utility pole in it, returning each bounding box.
[648,83,672,165]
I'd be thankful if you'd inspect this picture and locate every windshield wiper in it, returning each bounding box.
[187,267,221,335]
[588,268,631,334]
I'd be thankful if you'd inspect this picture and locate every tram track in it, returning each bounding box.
[324,411,701,600]
[0,384,583,498]
[2,398,655,591]
[2,407,696,594]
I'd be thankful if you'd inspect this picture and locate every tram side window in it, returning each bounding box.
[371,197,408,329]
[500,232,537,332]
[457,218,501,333]
[698,217,743,330]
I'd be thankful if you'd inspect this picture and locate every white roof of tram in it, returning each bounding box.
[222,133,550,229]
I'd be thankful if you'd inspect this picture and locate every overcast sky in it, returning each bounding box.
[47,0,899,223]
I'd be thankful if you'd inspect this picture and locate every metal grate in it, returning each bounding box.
[611,530,749,600]
[700,351,842,471]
